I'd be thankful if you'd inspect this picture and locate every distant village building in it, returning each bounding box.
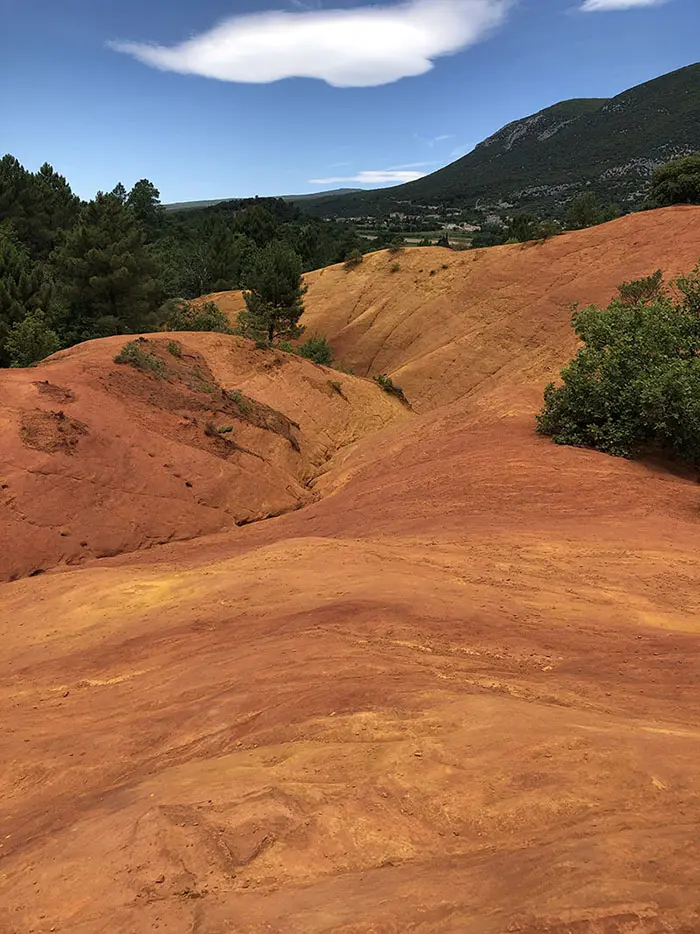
[444,223,481,232]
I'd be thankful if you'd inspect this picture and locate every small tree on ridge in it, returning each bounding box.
[238,241,307,343]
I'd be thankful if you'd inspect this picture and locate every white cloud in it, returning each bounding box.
[414,132,455,148]
[110,0,512,88]
[580,0,667,10]
[309,169,429,185]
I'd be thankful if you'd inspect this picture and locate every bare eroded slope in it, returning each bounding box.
[0,334,408,580]
[210,205,700,413]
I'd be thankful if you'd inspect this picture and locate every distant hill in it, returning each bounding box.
[299,63,700,218]
[165,188,362,212]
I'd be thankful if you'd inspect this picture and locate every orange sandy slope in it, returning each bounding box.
[2,207,700,934]
[0,334,408,581]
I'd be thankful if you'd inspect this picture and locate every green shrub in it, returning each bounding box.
[114,339,166,378]
[374,373,409,406]
[162,299,232,333]
[297,335,333,366]
[536,219,563,241]
[168,340,183,357]
[6,309,60,367]
[537,265,700,464]
[328,379,343,395]
[510,213,538,243]
[390,262,401,274]
[651,155,700,207]
[566,193,619,230]
[617,269,665,306]
[344,249,364,270]
[276,341,296,353]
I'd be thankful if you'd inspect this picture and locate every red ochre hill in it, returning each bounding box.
[2,206,700,934]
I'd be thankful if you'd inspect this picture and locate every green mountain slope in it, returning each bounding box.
[300,63,700,218]
[166,188,362,212]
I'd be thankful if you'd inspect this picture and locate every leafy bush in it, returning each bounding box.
[470,224,508,249]
[168,340,183,357]
[297,336,333,366]
[390,262,401,274]
[162,299,232,333]
[536,219,563,241]
[651,155,700,207]
[114,339,166,378]
[374,373,409,406]
[344,249,364,270]
[566,193,620,230]
[6,309,60,367]
[537,266,700,464]
[509,213,538,243]
[510,214,562,243]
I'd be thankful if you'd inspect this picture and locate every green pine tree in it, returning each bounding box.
[0,155,40,256]
[127,179,165,237]
[239,241,307,343]
[0,225,58,366]
[111,182,128,204]
[34,163,81,254]
[233,205,278,248]
[202,219,253,292]
[0,156,80,259]
[153,223,253,299]
[52,192,158,341]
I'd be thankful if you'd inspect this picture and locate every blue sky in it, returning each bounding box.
[3,0,697,202]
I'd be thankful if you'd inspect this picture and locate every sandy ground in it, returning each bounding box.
[2,208,700,933]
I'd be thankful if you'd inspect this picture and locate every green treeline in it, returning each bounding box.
[0,154,364,366]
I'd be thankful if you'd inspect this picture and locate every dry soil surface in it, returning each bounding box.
[0,334,408,581]
[2,208,700,934]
